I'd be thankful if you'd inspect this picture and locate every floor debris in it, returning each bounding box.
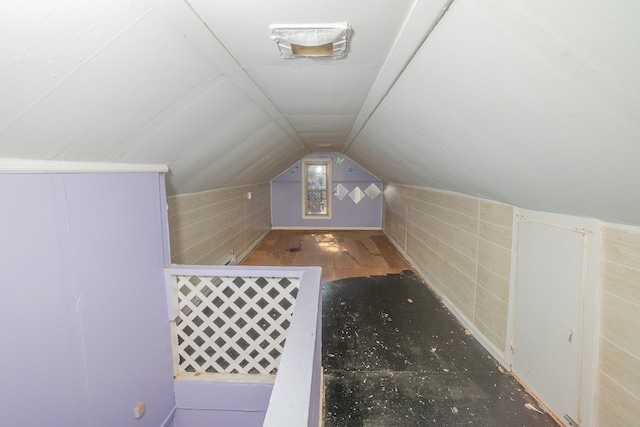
[322,273,559,426]
[525,403,546,414]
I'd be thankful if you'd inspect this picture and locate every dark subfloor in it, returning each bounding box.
[322,271,559,426]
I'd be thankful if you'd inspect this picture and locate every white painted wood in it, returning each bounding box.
[186,0,416,150]
[145,0,307,150]
[349,0,640,225]
[343,0,455,151]
[579,219,600,427]
[174,274,300,374]
[0,158,167,173]
[164,265,323,427]
[0,1,152,127]
[3,0,640,226]
[513,214,586,424]
[263,267,323,427]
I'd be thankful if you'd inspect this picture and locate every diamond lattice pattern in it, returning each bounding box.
[175,275,300,375]
[307,189,326,214]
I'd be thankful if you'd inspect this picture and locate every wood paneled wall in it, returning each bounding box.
[385,184,640,425]
[597,225,640,425]
[383,183,513,357]
[169,180,640,424]
[168,182,271,265]
[382,184,407,251]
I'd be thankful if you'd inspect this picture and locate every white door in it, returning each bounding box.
[513,218,585,425]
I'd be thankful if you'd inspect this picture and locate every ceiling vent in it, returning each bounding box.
[270,22,352,58]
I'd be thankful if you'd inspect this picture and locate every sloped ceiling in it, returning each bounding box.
[1,1,639,224]
[348,0,640,225]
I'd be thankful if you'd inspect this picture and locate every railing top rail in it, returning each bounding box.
[263,266,322,427]
[165,264,316,279]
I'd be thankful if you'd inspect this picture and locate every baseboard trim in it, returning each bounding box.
[382,230,508,368]
[161,406,177,427]
[237,229,271,263]
[320,371,325,427]
[271,227,382,231]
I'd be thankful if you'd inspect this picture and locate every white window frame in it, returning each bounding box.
[302,158,332,219]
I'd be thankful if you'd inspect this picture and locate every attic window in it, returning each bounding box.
[270,23,351,58]
[302,158,332,219]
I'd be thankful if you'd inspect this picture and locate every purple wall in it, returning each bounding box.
[174,379,272,426]
[0,173,175,427]
[271,153,382,228]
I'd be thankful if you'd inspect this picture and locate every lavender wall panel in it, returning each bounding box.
[0,173,175,427]
[271,153,382,228]
[172,378,271,427]
[173,409,267,427]
[174,379,272,411]
[1,175,88,425]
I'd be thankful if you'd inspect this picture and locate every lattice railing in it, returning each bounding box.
[166,265,323,427]
[172,274,300,375]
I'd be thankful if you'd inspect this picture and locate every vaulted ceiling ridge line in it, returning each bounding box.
[179,0,310,153]
[342,0,456,154]
[0,7,155,134]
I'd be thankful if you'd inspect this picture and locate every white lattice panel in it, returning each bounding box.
[175,275,300,375]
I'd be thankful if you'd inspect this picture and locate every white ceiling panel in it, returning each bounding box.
[245,65,378,116]
[0,10,195,159]
[2,0,640,224]
[0,0,152,125]
[185,0,417,149]
[50,55,217,161]
[350,104,467,190]
[166,104,275,194]
[186,0,415,67]
[177,122,298,193]
[300,132,350,143]
[245,64,379,97]
[114,76,255,163]
[349,0,640,224]
[268,95,367,117]
[286,115,355,133]
[224,140,308,189]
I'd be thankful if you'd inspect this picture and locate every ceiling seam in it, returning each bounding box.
[102,71,226,162]
[44,51,202,161]
[342,0,456,154]
[0,7,155,135]
[181,0,312,154]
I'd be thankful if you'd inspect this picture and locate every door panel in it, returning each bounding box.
[513,219,584,425]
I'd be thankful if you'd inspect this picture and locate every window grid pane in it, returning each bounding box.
[302,159,331,218]
[306,189,327,215]
[306,165,327,190]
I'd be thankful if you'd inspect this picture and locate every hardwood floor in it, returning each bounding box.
[240,230,413,281]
